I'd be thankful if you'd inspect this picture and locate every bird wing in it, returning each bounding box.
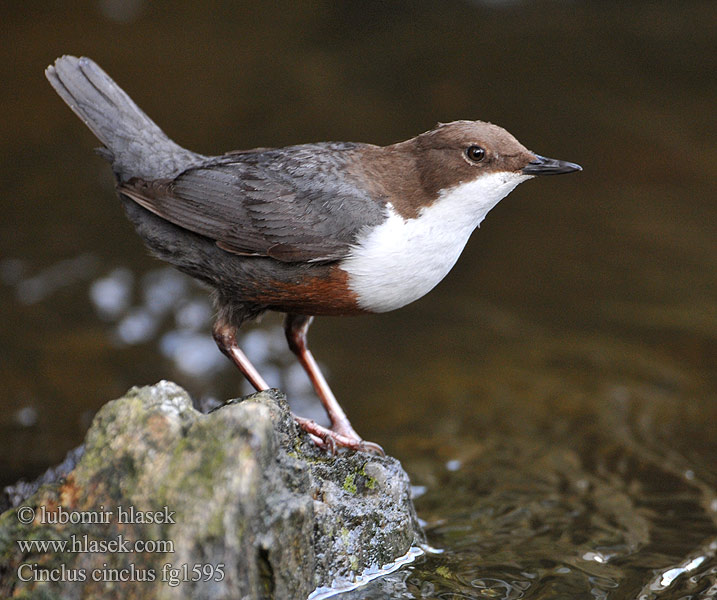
[118,142,387,263]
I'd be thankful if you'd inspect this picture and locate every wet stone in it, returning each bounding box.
[0,382,424,599]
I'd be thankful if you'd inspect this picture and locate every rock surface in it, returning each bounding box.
[0,382,423,599]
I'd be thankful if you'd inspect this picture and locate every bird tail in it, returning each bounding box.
[45,55,203,181]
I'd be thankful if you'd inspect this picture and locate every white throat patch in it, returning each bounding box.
[341,171,530,312]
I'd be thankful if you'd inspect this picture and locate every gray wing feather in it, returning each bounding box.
[119,143,386,263]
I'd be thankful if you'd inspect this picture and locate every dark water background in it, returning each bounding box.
[2,1,715,597]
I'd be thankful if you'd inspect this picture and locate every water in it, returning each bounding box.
[2,1,715,597]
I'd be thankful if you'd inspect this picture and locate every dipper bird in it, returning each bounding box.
[46,56,581,454]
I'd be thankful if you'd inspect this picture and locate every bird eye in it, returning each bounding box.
[465,145,486,162]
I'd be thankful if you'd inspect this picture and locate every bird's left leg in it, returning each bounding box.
[212,319,269,391]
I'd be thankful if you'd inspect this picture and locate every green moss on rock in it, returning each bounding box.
[0,382,424,599]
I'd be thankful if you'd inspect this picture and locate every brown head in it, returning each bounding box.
[356,120,581,218]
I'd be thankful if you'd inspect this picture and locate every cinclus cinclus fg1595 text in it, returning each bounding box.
[46,55,581,454]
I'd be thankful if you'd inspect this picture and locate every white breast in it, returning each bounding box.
[341,171,530,312]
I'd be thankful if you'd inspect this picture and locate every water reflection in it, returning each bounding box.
[91,264,326,420]
[338,371,717,599]
[13,406,38,428]
[97,0,146,24]
[3,256,330,438]
[8,254,99,305]
[89,267,134,320]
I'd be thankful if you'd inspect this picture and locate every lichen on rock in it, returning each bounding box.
[0,382,424,599]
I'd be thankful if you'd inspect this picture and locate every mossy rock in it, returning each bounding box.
[0,382,423,599]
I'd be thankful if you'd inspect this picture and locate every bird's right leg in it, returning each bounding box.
[284,313,384,455]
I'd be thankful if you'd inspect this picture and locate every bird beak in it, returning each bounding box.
[522,154,582,175]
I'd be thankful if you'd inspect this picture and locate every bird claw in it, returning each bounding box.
[355,439,385,456]
[293,415,384,456]
[307,431,338,455]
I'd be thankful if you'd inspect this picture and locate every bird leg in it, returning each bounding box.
[284,313,384,455]
[212,316,382,455]
[212,320,269,391]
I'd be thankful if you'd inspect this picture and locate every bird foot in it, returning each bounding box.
[293,415,385,456]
